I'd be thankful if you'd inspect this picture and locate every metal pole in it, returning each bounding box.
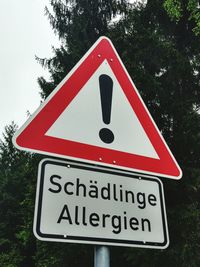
[94,246,110,267]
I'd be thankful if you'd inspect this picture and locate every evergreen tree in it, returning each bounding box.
[164,0,200,36]
[110,1,200,266]
[0,123,38,267]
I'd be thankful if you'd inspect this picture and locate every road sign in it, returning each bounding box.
[13,36,182,179]
[34,158,169,249]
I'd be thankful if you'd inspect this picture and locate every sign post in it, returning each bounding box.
[95,246,110,267]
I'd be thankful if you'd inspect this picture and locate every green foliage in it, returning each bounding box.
[0,123,39,266]
[163,0,183,22]
[164,0,200,35]
[0,245,23,267]
[187,0,200,35]
[34,242,93,267]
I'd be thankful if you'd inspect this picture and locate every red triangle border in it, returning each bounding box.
[13,37,182,179]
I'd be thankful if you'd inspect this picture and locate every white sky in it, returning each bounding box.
[0,0,60,138]
[0,0,143,140]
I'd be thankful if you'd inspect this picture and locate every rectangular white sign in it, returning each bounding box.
[34,158,169,249]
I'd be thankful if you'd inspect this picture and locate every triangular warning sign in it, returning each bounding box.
[13,37,182,179]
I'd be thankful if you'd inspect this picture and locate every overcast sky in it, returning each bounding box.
[0,0,60,138]
[0,0,141,141]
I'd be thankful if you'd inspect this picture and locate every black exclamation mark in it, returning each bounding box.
[99,74,114,144]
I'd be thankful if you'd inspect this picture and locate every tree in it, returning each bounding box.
[111,1,200,266]
[0,123,38,267]
[164,0,200,36]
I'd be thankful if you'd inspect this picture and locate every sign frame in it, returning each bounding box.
[34,158,169,249]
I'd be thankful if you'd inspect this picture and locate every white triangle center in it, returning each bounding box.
[45,60,159,159]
